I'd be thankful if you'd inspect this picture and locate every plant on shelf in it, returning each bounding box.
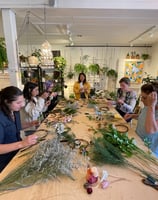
[74,63,87,74]
[88,63,100,75]
[0,37,8,71]
[106,69,118,78]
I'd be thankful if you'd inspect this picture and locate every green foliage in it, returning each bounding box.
[74,63,87,74]
[0,37,8,70]
[89,124,158,180]
[54,56,66,71]
[67,71,74,79]
[88,63,100,74]
[109,91,117,101]
[107,69,118,78]
[31,49,42,59]
[141,54,150,60]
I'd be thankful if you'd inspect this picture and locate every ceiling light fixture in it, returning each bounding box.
[41,5,53,66]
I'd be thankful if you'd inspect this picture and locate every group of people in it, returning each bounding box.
[0,72,158,173]
[0,80,58,172]
[73,73,158,158]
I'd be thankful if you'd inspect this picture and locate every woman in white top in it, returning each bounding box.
[21,82,50,125]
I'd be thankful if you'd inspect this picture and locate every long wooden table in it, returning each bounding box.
[0,100,157,200]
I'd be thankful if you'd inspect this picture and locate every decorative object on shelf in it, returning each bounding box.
[28,56,39,66]
[88,63,100,75]
[0,37,8,71]
[141,53,150,60]
[126,53,130,59]
[74,63,87,74]
[41,40,54,66]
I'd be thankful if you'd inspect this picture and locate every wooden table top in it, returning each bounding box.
[0,100,157,200]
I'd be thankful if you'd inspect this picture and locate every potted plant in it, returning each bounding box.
[67,71,74,79]
[141,54,150,60]
[54,56,66,71]
[74,63,87,74]
[106,69,118,78]
[88,63,100,75]
[0,37,8,71]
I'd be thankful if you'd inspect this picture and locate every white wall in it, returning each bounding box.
[149,42,158,78]
[18,45,154,97]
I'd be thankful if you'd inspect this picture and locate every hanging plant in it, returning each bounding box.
[100,66,109,75]
[107,69,118,78]
[141,54,150,60]
[88,63,100,75]
[67,71,74,79]
[0,37,8,70]
[74,63,87,74]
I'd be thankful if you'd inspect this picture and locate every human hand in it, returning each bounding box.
[117,99,124,105]
[124,113,133,121]
[21,134,38,148]
[45,100,51,106]
[147,92,157,108]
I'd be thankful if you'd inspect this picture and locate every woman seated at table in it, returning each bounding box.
[44,80,58,114]
[21,82,50,125]
[0,86,38,172]
[115,77,137,120]
[124,82,158,157]
[73,72,91,100]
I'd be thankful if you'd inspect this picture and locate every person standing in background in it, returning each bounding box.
[73,72,91,100]
[0,86,38,172]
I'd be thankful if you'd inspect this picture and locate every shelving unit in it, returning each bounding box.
[20,65,65,97]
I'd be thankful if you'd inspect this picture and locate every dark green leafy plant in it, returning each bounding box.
[89,124,158,180]
[67,71,74,79]
[74,63,87,74]
[88,63,100,74]
[107,69,118,78]
[0,37,8,70]
[141,54,150,60]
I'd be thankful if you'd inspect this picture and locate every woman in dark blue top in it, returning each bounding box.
[0,86,38,172]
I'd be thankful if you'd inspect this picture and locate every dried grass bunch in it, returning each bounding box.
[0,137,81,192]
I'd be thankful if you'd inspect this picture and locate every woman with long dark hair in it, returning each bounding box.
[0,86,37,172]
[73,72,91,100]
[21,82,50,124]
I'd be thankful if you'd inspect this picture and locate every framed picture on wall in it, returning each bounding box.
[124,59,144,84]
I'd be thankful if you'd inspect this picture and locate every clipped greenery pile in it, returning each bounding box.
[90,124,158,180]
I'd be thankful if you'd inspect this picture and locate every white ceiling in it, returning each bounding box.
[1,0,158,47]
